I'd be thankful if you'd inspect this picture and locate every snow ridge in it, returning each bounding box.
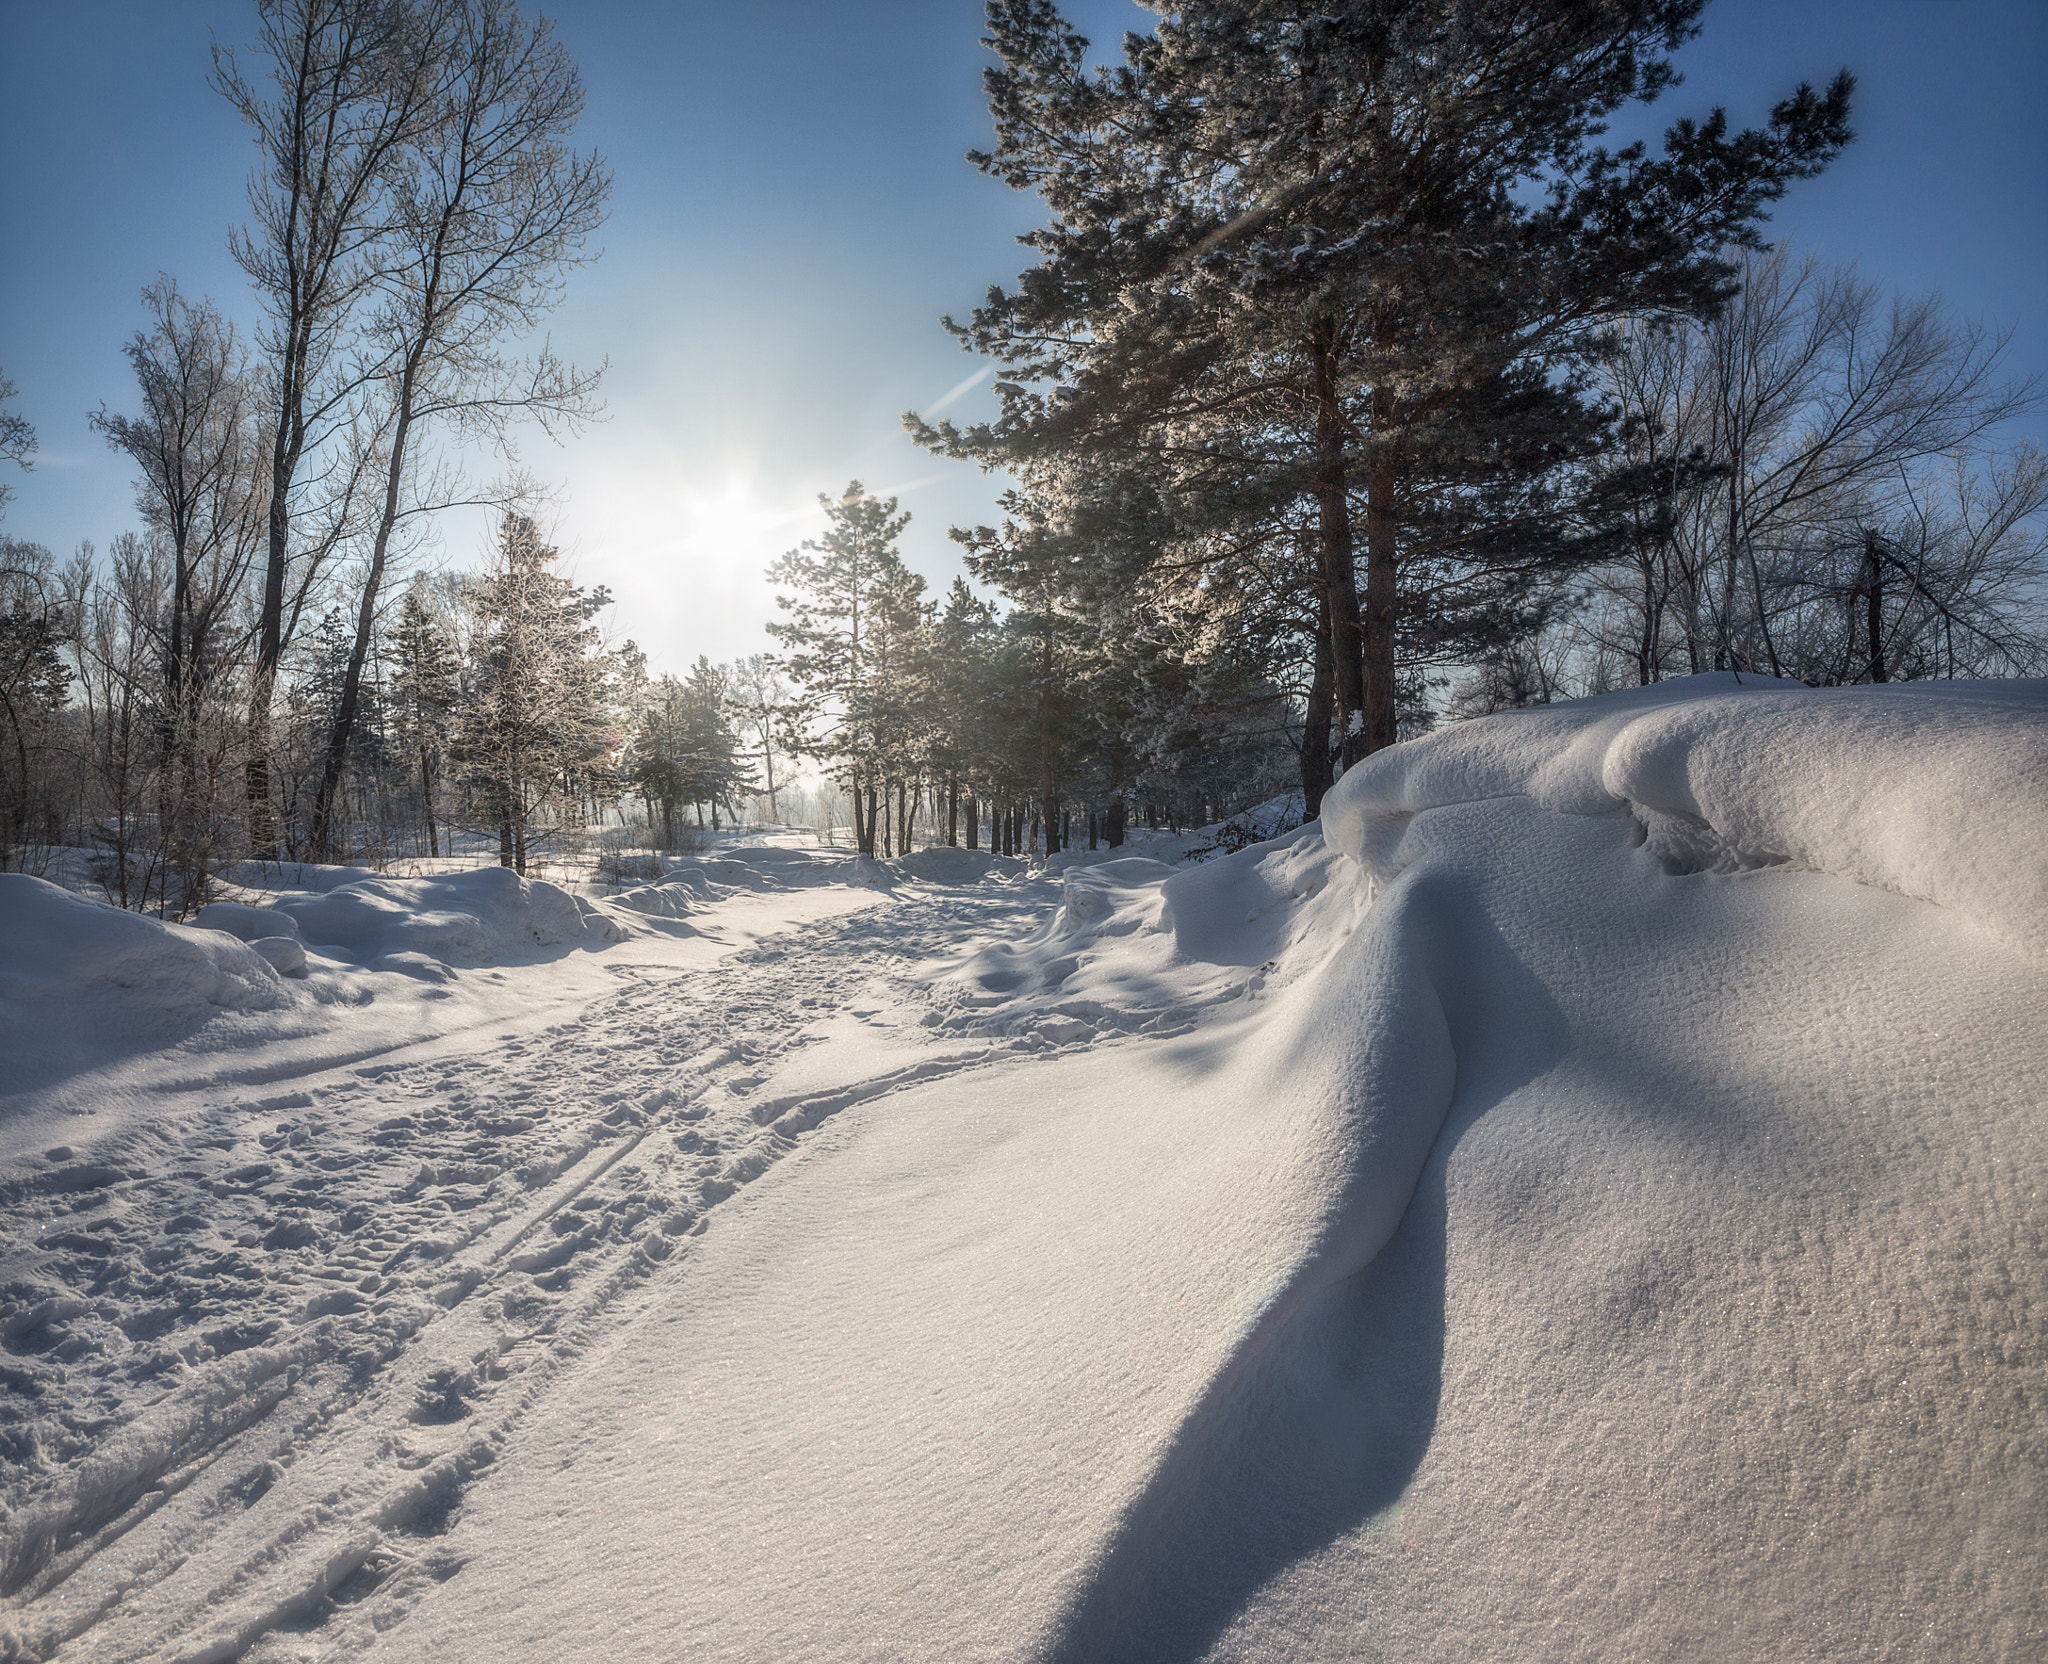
[1323,674,2048,953]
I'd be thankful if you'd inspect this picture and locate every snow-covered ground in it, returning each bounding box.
[2,675,2043,1662]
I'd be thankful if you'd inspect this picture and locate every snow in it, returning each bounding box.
[0,876,304,1099]
[2,676,2043,1662]
[1323,672,2048,956]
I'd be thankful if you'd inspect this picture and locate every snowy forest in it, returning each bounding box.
[2,0,2043,909]
[1,6,2045,1659]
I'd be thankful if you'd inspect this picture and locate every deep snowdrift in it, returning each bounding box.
[363,675,2045,1664]
[0,865,646,1103]
[0,876,309,1096]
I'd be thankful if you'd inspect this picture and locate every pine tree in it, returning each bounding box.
[387,583,459,857]
[914,0,1854,777]
[931,577,996,846]
[627,661,758,845]
[454,512,614,873]
[765,482,914,858]
[724,653,793,822]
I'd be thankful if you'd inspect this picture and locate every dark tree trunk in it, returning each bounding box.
[310,339,427,861]
[1865,533,1888,683]
[245,366,304,862]
[420,744,439,858]
[1311,317,1372,766]
[1360,373,1402,755]
[1302,582,1336,817]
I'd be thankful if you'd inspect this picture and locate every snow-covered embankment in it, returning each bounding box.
[370,675,2046,1663]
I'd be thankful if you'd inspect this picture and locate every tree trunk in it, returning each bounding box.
[1359,371,1402,754]
[1302,582,1336,817]
[1038,614,1060,856]
[1865,533,1888,683]
[420,744,438,858]
[310,352,424,861]
[1311,317,1373,765]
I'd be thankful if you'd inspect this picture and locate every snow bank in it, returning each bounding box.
[1324,672,2048,955]
[679,850,838,891]
[0,875,299,1094]
[371,676,2044,1664]
[270,865,594,966]
[607,874,703,919]
[896,844,1004,883]
[0,864,660,1102]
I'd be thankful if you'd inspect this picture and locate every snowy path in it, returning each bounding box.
[5,678,2043,1664]
[0,877,1115,1664]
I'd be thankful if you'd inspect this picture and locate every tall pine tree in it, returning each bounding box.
[913,0,1853,795]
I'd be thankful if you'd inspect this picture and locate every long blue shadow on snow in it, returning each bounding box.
[1041,874,1567,1664]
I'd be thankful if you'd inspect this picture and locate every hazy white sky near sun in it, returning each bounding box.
[1,0,2042,677]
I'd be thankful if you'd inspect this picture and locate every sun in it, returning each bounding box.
[679,479,817,562]
[682,480,768,551]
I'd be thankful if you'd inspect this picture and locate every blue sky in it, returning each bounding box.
[1,0,2042,672]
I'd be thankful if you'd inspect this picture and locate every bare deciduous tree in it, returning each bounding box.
[91,280,269,894]
[1576,247,2043,686]
[0,370,34,516]
[307,0,608,859]
[214,0,446,858]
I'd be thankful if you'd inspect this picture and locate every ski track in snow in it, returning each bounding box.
[0,875,1241,1664]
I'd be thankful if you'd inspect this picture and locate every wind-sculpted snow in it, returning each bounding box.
[0,877,319,1097]
[0,867,651,1105]
[271,865,596,964]
[344,678,2046,1664]
[3,684,2042,1663]
[1323,672,2048,952]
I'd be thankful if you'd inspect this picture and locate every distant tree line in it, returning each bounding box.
[765,481,1290,860]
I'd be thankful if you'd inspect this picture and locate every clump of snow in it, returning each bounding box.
[920,834,1357,1052]
[226,859,384,894]
[270,865,593,966]
[193,899,310,976]
[679,850,838,891]
[607,875,703,920]
[895,844,1003,884]
[192,899,302,940]
[0,875,300,1094]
